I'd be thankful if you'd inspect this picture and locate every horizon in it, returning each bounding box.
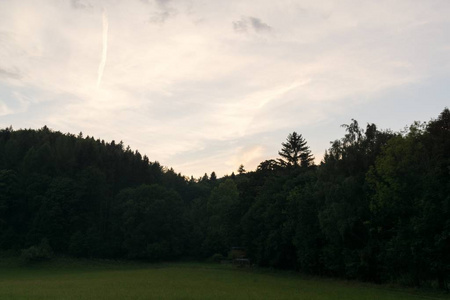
[1,0,449,177]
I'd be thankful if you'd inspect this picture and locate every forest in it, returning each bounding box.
[0,108,448,289]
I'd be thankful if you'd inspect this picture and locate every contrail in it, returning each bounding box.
[97,9,108,88]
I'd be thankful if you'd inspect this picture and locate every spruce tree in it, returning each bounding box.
[278,132,313,167]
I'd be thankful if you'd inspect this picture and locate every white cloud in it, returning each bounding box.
[0,91,30,116]
[0,102,13,116]
[0,0,449,176]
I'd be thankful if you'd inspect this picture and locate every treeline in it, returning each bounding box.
[0,108,449,289]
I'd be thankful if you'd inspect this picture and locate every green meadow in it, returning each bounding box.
[0,259,448,300]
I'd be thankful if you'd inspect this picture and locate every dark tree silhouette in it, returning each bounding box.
[210,171,217,182]
[0,108,448,289]
[278,132,313,167]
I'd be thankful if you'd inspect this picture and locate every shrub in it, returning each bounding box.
[210,253,224,263]
[21,238,53,263]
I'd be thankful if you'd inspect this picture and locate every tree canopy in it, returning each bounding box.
[0,108,448,289]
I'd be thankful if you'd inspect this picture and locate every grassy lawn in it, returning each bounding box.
[0,258,448,300]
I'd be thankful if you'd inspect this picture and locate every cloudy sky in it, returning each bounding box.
[0,0,449,177]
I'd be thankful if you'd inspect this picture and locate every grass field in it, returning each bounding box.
[0,258,448,300]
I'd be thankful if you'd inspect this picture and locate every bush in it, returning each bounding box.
[21,238,53,263]
[210,253,224,263]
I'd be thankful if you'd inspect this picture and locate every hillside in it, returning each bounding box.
[0,108,449,289]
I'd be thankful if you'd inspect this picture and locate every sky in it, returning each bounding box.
[0,0,449,178]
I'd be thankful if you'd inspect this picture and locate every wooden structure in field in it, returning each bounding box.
[230,247,250,267]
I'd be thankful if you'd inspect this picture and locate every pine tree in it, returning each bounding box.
[278,132,313,167]
[238,164,246,174]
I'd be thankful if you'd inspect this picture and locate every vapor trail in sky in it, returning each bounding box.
[97,10,108,88]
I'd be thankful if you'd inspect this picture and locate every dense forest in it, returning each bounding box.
[0,108,449,289]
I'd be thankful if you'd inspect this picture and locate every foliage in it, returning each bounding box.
[278,132,314,168]
[20,238,53,263]
[116,184,184,260]
[0,108,449,289]
[210,253,225,263]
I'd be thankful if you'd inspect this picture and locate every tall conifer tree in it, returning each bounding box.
[278,132,313,167]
